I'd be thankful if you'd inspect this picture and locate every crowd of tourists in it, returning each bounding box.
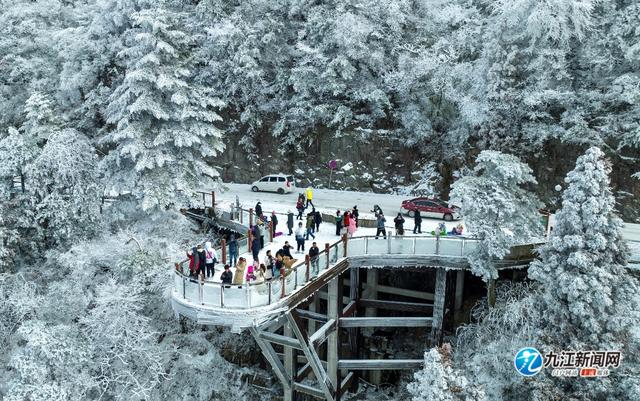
[183,187,464,286]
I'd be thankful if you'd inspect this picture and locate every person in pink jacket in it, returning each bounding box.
[246,259,258,282]
[348,215,357,237]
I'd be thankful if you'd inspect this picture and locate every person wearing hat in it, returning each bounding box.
[221,264,233,286]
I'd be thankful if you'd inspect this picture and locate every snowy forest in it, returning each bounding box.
[1,0,639,400]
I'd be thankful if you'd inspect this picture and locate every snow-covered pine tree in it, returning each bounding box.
[26,129,102,247]
[528,147,640,398]
[104,5,224,210]
[449,150,542,281]
[408,344,485,401]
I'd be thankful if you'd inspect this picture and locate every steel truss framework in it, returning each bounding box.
[249,266,448,401]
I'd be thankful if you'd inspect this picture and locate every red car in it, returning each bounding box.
[401,197,461,221]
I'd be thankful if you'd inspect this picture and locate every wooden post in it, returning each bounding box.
[211,191,215,209]
[249,208,254,226]
[365,269,378,318]
[284,324,296,401]
[202,192,206,204]
[240,207,243,224]
[174,262,181,273]
[325,243,330,269]
[454,270,465,323]
[488,279,496,307]
[221,239,227,265]
[199,272,205,305]
[328,275,342,399]
[248,229,253,252]
[430,268,447,346]
[305,255,310,282]
[281,275,286,298]
[308,296,319,337]
[342,234,348,257]
[269,221,274,242]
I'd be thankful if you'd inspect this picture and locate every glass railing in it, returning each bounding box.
[349,237,366,256]
[173,231,487,310]
[366,237,388,254]
[390,237,414,254]
[439,238,463,256]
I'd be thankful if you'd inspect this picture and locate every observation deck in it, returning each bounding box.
[170,208,640,401]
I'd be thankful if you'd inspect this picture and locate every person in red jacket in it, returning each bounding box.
[343,211,351,234]
[186,247,199,277]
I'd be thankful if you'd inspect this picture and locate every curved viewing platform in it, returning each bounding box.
[172,207,640,332]
[171,229,538,331]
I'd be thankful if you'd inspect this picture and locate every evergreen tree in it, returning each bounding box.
[450,150,542,281]
[26,129,102,247]
[408,344,485,401]
[104,6,224,210]
[528,147,640,398]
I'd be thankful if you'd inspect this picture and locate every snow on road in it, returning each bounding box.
[209,182,640,242]
[214,182,455,233]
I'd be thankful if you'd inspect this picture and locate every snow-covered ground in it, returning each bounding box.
[196,183,640,284]
[213,182,457,234]
[216,183,640,242]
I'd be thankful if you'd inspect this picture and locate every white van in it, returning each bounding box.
[251,174,295,194]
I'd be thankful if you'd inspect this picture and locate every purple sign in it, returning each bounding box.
[328,160,337,170]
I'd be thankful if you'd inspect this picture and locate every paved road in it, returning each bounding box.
[211,182,640,243]
[216,183,419,221]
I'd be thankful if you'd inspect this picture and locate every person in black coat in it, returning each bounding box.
[308,242,320,274]
[255,201,263,218]
[313,209,322,232]
[251,236,260,261]
[394,213,405,235]
[352,206,359,227]
[413,210,422,234]
[280,241,293,259]
[271,211,278,237]
[196,244,207,277]
[287,210,294,235]
[220,265,233,286]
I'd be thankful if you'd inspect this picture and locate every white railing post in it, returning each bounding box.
[436,236,440,255]
[413,237,417,254]
[244,284,250,308]
[461,239,465,256]
[199,276,204,305]
[387,233,392,253]
[364,237,369,254]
